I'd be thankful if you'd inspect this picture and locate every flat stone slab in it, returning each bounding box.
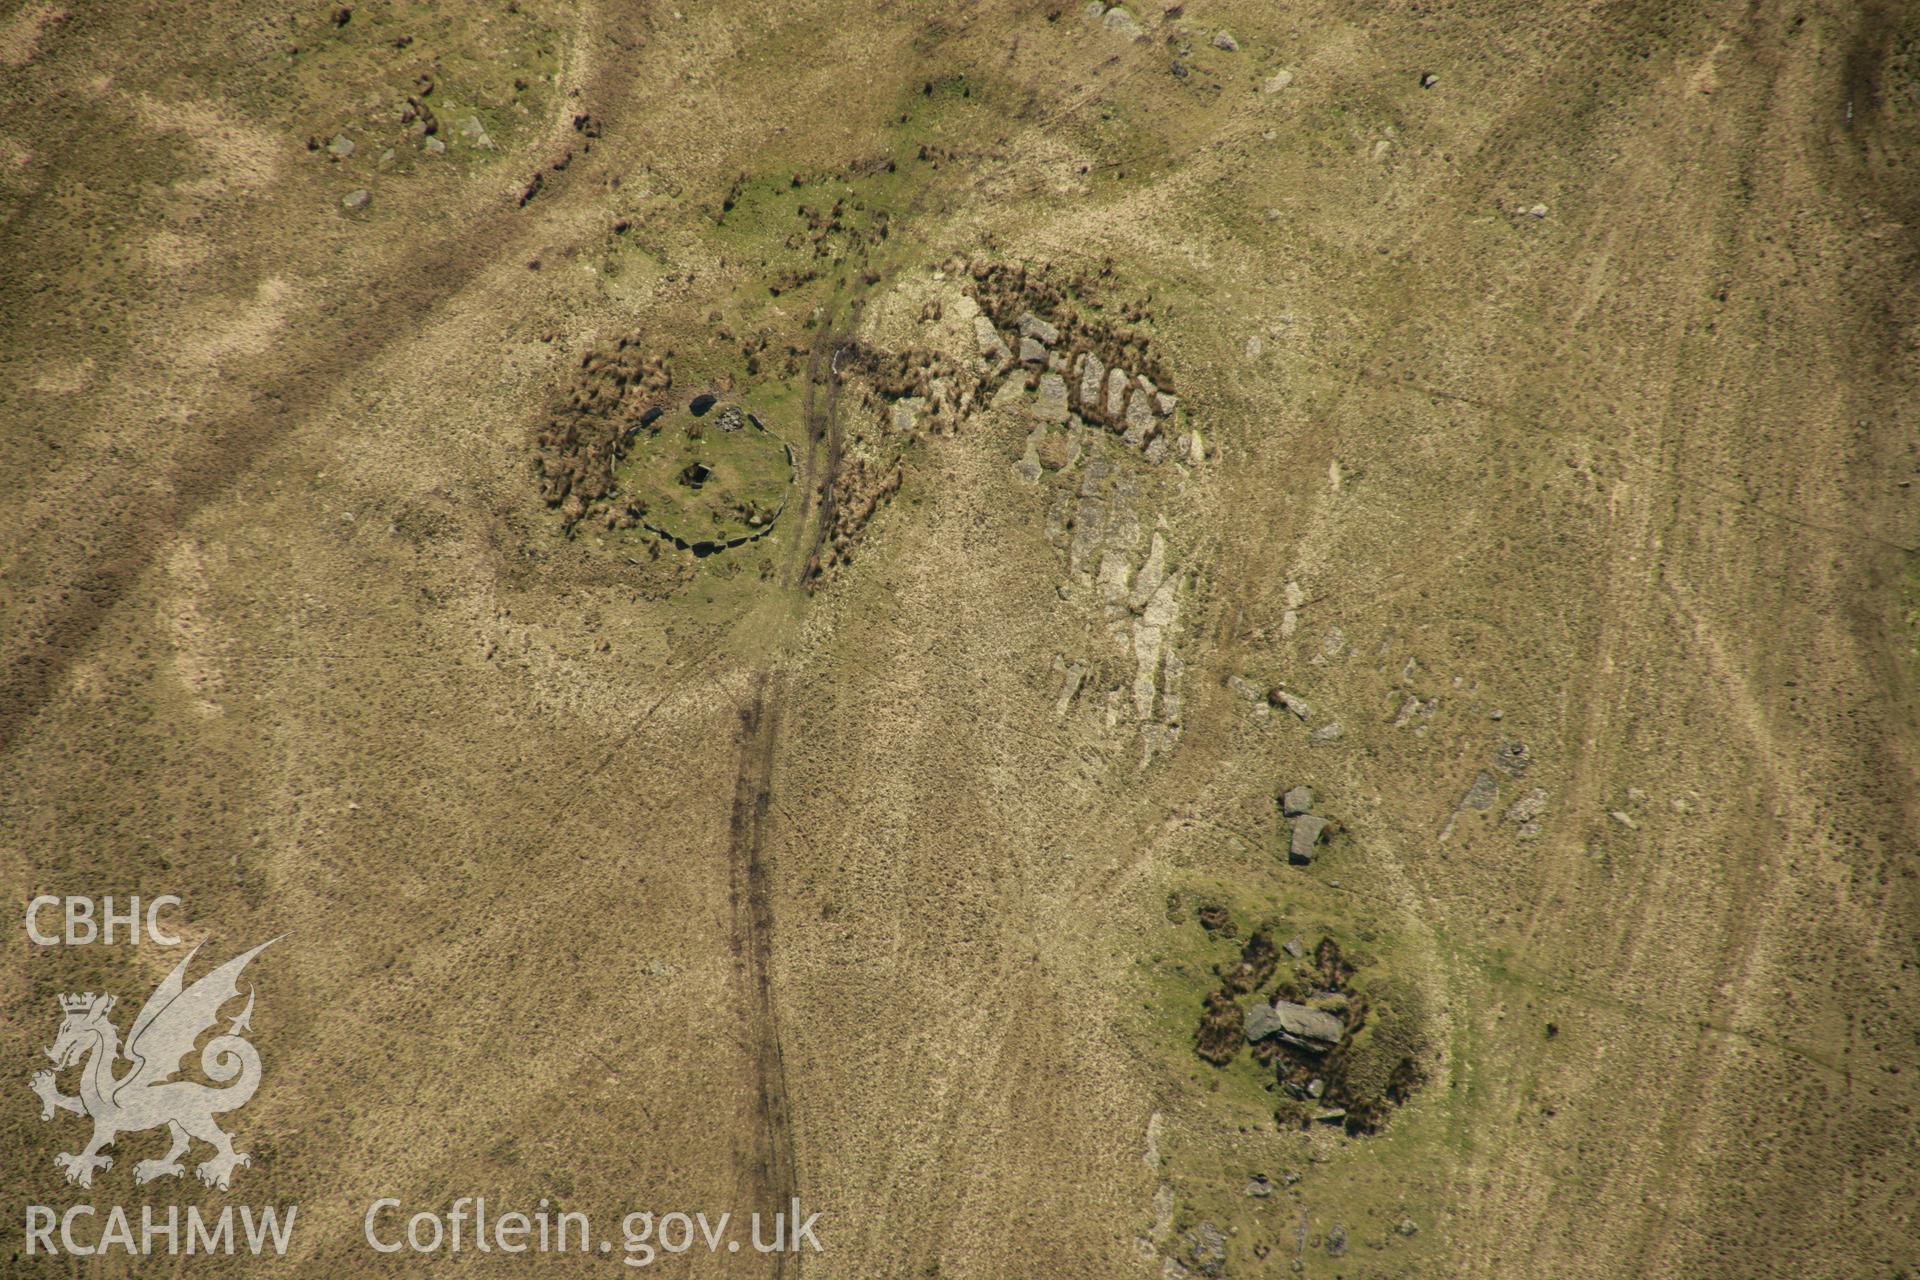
[1246,999,1344,1047]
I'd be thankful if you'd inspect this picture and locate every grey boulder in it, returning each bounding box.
[1246,999,1344,1050]
[1289,814,1327,863]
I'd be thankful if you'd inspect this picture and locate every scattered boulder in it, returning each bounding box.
[1271,689,1311,720]
[423,136,446,155]
[1420,72,1439,89]
[1019,335,1048,365]
[1102,6,1140,38]
[1211,31,1239,51]
[341,188,371,211]
[1289,814,1327,864]
[459,115,494,150]
[1327,1224,1347,1258]
[1395,1218,1419,1238]
[1283,935,1305,959]
[327,133,355,158]
[1311,720,1344,744]
[1244,1174,1273,1198]
[1227,674,1264,701]
[1281,785,1314,816]
[1262,69,1295,93]
[1104,366,1129,418]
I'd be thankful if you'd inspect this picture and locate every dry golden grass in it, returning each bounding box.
[2,2,1916,1277]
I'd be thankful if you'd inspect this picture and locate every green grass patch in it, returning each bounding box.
[617,400,795,546]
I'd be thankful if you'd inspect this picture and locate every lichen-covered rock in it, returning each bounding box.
[1078,352,1106,415]
[1123,389,1156,445]
[974,315,1012,364]
[1018,311,1059,345]
[1034,372,1070,422]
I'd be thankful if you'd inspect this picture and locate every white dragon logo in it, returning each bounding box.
[30,939,277,1190]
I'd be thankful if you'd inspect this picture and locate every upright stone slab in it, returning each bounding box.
[1123,389,1155,445]
[1078,352,1106,415]
[1105,367,1130,419]
[1033,372,1070,422]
